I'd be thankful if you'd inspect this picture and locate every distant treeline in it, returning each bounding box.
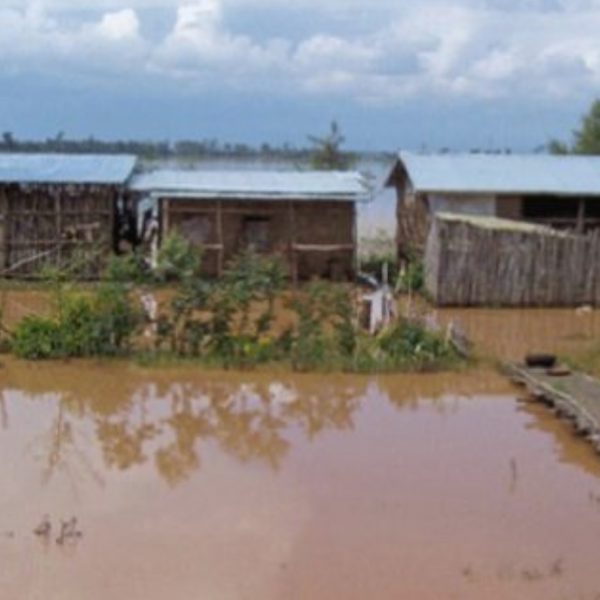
[0,131,391,162]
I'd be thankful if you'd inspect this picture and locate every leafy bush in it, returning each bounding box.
[104,253,151,284]
[375,320,458,371]
[360,256,399,286]
[11,283,142,359]
[397,258,424,293]
[155,232,202,282]
[12,316,62,359]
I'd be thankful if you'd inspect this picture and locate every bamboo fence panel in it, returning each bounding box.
[426,214,600,306]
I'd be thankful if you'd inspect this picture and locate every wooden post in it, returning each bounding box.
[217,200,224,277]
[352,201,358,280]
[288,201,298,286]
[576,198,586,234]
[55,189,62,267]
[0,187,6,270]
[162,198,170,240]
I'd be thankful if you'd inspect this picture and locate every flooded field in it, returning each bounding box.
[2,346,600,599]
[439,307,600,362]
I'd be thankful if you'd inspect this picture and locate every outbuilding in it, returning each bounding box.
[130,169,370,281]
[386,151,600,259]
[0,153,137,276]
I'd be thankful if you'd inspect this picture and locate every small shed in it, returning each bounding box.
[386,151,600,259]
[130,169,369,281]
[0,153,137,277]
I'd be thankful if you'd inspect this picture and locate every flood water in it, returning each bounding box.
[2,319,600,600]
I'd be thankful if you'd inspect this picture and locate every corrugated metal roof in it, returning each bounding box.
[129,169,370,202]
[394,151,600,196]
[0,153,137,185]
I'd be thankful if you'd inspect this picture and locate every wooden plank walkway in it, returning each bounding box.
[506,362,600,454]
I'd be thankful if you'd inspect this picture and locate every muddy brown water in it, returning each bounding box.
[1,308,600,599]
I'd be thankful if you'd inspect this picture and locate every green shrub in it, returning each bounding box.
[12,316,62,359]
[155,232,202,282]
[375,320,457,371]
[397,258,424,293]
[11,283,142,359]
[360,255,399,286]
[104,253,151,284]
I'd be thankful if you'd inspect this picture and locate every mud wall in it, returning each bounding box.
[162,198,356,280]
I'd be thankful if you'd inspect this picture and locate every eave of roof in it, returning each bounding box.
[389,151,600,197]
[0,153,137,185]
[129,169,371,202]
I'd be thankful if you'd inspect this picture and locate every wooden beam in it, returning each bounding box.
[162,198,170,239]
[577,198,586,234]
[292,244,355,252]
[352,201,358,279]
[288,201,298,286]
[0,188,6,270]
[216,200,224,276]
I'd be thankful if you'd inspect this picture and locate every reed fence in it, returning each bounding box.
[425,213,600,306]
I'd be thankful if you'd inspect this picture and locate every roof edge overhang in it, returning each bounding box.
[137,190,371,203]
[412,188,600,198]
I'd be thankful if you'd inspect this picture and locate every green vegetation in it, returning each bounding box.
[548,98,600,155]
[307,120,354,171]
[0,129,393,165]
[359,229,399,286]
[11,282,142,359]
[1,233,462,373]
[562,344,600,379]
[397,256,425,294]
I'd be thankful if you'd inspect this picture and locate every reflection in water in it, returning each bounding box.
[2,360,508,487]
[6,380,362,486]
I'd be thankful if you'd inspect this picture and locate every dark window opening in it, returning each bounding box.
[584,199,600,218]
[522,195,579,219]
[242,216,271,252]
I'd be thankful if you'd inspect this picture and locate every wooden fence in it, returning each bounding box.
[425,213,600,306]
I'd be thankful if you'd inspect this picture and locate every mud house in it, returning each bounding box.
[129,169,369,280]
[0,153,137,276]
[386,151,600,259]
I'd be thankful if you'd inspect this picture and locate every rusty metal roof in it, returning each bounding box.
[0,153,137,185]
[391,151,600,197]
[129,169,370,202]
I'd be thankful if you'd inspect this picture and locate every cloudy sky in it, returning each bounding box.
[1,0,599,151]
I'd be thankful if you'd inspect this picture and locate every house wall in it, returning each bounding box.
[496,195,522,219]
[428,193,496,216]
[162,198,356,280]
[0,183,116,277]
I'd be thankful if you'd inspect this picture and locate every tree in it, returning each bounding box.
[307,120,353,170]
[547,139,569,155]
[547,99,600,155]
[2,131,15,150]
[573,99,600,154]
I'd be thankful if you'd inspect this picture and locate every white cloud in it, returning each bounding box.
[95,9,140,41]
[1,0,600,104]
[150,1,289,82]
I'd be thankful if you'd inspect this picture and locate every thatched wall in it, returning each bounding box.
[426,213,600,306]
[161,198,356,280]
[0,183,117,277]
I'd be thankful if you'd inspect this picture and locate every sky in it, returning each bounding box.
[1,0,599,152]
